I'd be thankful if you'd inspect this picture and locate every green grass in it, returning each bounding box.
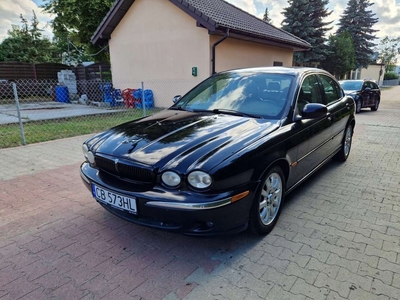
[0,109,162,148]
[0,97,53,105]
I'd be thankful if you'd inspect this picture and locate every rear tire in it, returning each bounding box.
[371,99,379,111]
[333,124,353,162]
[249,166,285,235]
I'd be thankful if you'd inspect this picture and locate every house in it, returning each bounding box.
[92,0,310,107]
[349,63,386,84]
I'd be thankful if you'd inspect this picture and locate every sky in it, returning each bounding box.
[0,0,399,43]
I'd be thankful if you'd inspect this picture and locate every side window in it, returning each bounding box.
[366,81,376,89]
[319,75,342,104]
[297,75,323,114]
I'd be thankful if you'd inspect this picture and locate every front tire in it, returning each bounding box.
[355,100,362,114]
[249,166,285,235]
[333,124,353,162]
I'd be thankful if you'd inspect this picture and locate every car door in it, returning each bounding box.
[291,74,333,180]
[318,74,351,151]
[370,81,379,105]
[361,82,372,106]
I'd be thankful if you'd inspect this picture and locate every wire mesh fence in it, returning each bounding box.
[0,78,194,148]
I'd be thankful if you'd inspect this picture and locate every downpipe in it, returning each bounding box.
[211,29,230,75]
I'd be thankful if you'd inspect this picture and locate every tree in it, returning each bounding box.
[0,13,59,63]
[322,31,356,78]
[42,0,114,62]
[376,36,400,73]
[263,7,272,23]
[336,0,378,69]
[281,0,333,66]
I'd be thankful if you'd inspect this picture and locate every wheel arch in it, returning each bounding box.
[259,158,290,186]
[348,117,356,133]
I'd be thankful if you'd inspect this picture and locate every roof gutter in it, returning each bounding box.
[211,29,229,75]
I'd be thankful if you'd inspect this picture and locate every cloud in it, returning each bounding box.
[228,0,258,15]
[0,0,53,42]
[253,0,286,25]
[1,0,399,45]
[227,0,400,40]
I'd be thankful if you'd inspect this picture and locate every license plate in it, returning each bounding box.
[91,184,137,214]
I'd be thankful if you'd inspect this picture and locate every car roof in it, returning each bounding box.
[339,79,363,82]
[339,79,375,83]
[220,66,332,77]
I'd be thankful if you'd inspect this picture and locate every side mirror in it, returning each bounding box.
[173,95,182,103]
[301,103,328,120]
[364,87,371,92]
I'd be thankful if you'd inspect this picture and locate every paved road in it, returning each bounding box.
[0,87,399,300]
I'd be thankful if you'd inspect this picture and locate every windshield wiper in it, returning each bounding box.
[192,108,262,119]
[170,106,192,111]
[214,109,262,118]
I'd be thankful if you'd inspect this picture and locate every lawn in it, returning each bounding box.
[0,110,161,148]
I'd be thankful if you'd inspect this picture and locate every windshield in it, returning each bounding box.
[172,72,294,119]
[339,81,362,91]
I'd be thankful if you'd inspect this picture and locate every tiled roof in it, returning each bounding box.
[92,0,310,50]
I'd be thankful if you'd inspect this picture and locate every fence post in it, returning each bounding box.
[141,81,146,117]
[12,82,26,145]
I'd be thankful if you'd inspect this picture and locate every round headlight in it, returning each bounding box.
[86,151,95,164]
[82,144,89,158]
[161,171,181,188]
[188,171,212,189]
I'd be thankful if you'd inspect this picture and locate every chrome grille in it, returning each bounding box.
[95,156,155,183]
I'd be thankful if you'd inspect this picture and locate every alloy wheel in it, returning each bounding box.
[259,172,282,225]
[344,126,352,157]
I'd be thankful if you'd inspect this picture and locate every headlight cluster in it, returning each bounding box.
[188,171,212,189]
[161,171,181,187]
[82,143,95,164]
[161,170,212,189]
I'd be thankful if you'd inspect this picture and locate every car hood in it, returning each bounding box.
[89,109,280,172]
[343,89,359,95]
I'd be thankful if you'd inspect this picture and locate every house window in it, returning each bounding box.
[273,61,283,66]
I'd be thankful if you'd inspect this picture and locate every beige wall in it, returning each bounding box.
[109,0,210,107]
[211,36,294,72]
[108,0,295,107]
[360,65,385,83]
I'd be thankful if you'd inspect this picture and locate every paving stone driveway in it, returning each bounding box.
[1,87,400,300]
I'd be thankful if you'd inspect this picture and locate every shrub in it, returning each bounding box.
[384,72,399,80]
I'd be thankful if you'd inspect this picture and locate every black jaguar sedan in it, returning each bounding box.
[80,67,355,236]
[339,79,381,113]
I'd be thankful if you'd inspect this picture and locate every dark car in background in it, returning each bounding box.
[80,67,355,236]
[339,79,381,113]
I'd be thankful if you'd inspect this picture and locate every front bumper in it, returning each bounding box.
[80,162,257,235]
